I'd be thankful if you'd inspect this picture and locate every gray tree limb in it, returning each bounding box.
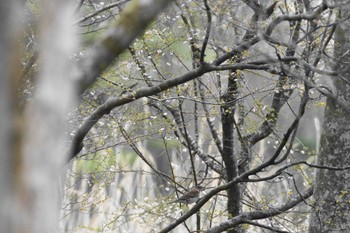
[205,188,313,233]
[74,0,173,92]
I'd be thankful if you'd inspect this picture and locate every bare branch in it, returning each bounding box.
[74,0,173,92]
[199,82,224,155]
[68,65,210,159]
[241,220,289,233]
[204,188,313,233]
[119,125,174,183]
[75,0,130,24]
[159,174,312,233]
[200,0,211,64]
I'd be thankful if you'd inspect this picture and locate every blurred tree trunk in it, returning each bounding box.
[23,1,78,232]
[0,0,172,232]
[0,1,78,233]
[0,1,20,232]
[309,6,350,233]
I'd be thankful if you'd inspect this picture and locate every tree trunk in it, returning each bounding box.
[309,6,350,233]
[0,1,78,232]
[221,72,242,233]
[0,1,19,232]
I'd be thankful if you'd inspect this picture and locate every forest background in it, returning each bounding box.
[1,0,350,232]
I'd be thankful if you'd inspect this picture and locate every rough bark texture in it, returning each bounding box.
[309,6,350,233]
[221,72,241,233]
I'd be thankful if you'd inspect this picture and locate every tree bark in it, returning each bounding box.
[0,1,19,232]
[309,5,350,233]
[0,0,174,232]
[221,72,241,233]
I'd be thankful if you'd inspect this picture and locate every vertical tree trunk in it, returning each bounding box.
[0,1,18,232]
[23,1,78,232]
[221,72,242,233]
[0,1,78,232]
[309,6,350,233]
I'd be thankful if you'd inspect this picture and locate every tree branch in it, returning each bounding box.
[68,64,210,159]
[74,0,173,92]
[75,0,130,24]
[204,188,313,233]
[200,0,211,64]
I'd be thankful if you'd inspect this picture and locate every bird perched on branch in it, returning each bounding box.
[168,185,205,204]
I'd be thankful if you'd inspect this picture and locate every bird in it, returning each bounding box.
[168,185,205,204]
